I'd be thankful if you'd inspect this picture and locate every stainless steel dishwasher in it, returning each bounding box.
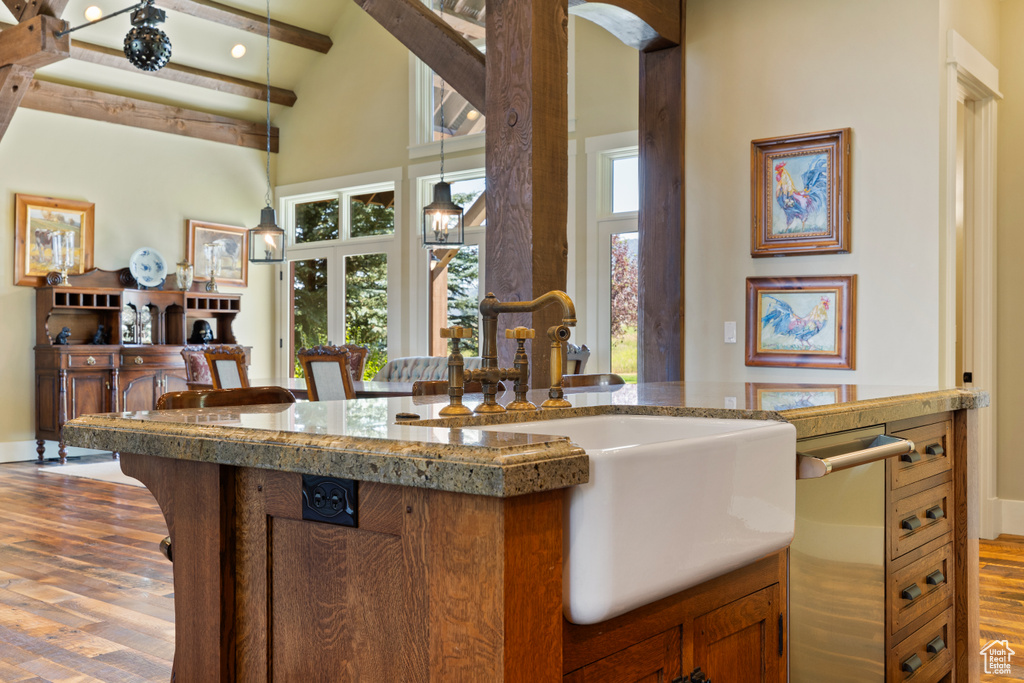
[789,426,915,682]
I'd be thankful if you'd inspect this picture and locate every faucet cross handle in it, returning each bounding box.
[504,327,538,412]
[441,326,472,340]
[504,326,535,340]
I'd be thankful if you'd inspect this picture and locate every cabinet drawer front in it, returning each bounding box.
[889,543,953,636]
[68,352,116,369]
[890,482,952,559]
[889,421,952,491]
[889,606,953,682]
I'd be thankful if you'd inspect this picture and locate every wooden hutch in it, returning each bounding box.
[34,268,242,463]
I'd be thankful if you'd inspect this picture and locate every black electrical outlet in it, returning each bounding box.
[301,475,358,527]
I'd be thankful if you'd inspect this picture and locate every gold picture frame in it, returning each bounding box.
[186,219,249,288]
[14,194,95,287]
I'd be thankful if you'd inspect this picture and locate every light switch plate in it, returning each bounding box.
[724,321,737,344]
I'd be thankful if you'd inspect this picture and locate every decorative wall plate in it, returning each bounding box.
[129,247,167,288]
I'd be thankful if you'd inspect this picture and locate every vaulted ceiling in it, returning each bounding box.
[0,0,493,151]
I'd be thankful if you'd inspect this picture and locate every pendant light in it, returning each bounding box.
[422,0,464,248]
[249,0,286,263]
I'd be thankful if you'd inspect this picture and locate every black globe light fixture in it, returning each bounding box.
[56,0,171,72]
[421,0,464,249]
[248,0,286,264]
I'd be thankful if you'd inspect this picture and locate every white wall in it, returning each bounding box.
[0,109,273,451]
[684,0,941,386]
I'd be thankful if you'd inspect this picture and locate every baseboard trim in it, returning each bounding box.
[0,440,110,464]
[1000,498,1024,537]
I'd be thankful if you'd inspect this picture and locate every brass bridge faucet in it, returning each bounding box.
[439,291,577,416]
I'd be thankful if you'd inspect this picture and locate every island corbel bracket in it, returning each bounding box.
[352,0,486,114]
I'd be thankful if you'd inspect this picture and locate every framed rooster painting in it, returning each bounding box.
[751,128,851,257]
[745,275,856,369]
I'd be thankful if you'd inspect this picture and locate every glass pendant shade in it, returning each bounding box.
[249,206,286,263]
[422,181,464,248]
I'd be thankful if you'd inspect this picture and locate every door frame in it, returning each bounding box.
[940,30,1001,538]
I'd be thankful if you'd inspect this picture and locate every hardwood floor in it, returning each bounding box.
[0,456,173,682]
[0,457,1021,681]
[981,534,1024,681]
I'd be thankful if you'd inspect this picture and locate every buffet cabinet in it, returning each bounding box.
[34,268,241,464]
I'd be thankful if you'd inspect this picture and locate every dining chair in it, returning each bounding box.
[204,345,250,389]
[566,343,591,375]
[180,344,214,390]
[156,386,296,410]
[336,343,369,382]
[411,379,506,396]
[561,373,625,389]
[297,345,357,401]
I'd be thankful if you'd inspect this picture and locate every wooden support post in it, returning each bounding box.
[0,63,33,140]
[484,0,569,387]
[638,31,684,382]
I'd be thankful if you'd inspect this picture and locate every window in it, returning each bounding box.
[611,156,639,213]
[281,181,399,380]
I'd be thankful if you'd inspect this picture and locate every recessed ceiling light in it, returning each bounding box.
[466,110,480,121]
[231,44,247,59]
[84,5,103,21]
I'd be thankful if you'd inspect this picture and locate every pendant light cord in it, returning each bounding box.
[264,0,272,208]
[438,0,445,180]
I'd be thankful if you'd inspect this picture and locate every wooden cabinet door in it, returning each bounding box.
[120,369,160,412]
[162,369,189,394]
[692,584,783,683]
[67,371,112,418]
[565,628,681,682]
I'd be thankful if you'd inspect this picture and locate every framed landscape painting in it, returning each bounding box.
[745,275,856,369]
[751,128,851,257]
[14,194,95,287]
[186,219,248,287]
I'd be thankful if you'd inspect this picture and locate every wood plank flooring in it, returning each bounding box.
[981,534,1024,681]
[0,456,1020,681]
[0,457,173,682]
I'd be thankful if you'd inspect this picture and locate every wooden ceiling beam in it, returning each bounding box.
[0,20,297,105]
[0,15,69,69]
[435,10,485,42]
[69,39,298,106]
[21,79,279,151]
[568,0,679,50]
[0,63,33,139]
[354,0,485,114]
[3,0,69,21]
[158,0,332,54]
[464,191,485,226]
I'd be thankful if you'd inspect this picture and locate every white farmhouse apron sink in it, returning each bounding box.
[480,414,796,625]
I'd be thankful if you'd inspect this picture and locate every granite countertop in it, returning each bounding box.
[63,382,988,498]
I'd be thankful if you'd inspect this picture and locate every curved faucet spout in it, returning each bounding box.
[480,290,577,327]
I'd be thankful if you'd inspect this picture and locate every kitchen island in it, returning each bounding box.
[64,382,987,682]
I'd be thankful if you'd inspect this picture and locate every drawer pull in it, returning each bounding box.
[134,356,144,365]
[925,444,945,456]
[926,570,945,586]
[927,636,946,655]
[901,450,921,463]
[926,506,944,521]
[902,515,921,531]
[901,583,922,601]
[902,654,923,674]
[86,356,96,366]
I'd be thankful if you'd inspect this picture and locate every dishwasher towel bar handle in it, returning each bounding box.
[797,435,916,479]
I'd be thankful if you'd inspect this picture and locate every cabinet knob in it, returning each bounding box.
[926,505,944,521]
[926,570,945,586]
[900,450,921,463]
[901,583,922,601]
[925,443,944,456]
[134,356,144,365]
[86,356,96,366]
[902,654,923,674]
[901,515,921,531]
[927,636,946,654]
